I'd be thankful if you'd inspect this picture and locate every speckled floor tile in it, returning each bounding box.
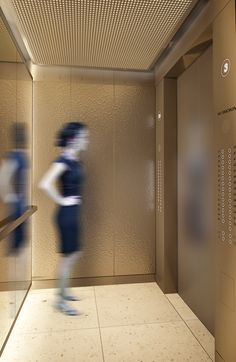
[1,284,215,361]
[101,321,212,362]
[12,287,98,333]
[186,319,215,361]
[16,289,28,311]
[0,291,16,347]
[95,282,181,327]
[1,328,103,362]
[0,290,16,316]
[166,293,198,320]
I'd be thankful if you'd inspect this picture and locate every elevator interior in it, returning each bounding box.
[0,0,236,361]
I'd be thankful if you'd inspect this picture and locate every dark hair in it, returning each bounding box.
[56,121,87,148]
[12,122,27,149]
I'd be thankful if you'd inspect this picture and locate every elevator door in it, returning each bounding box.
[177,47,214,333]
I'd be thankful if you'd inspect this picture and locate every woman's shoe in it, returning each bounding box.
[55,300,81,316]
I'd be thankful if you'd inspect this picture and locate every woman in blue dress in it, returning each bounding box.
[39,122,89,316]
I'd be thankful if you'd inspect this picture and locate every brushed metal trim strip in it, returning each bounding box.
[32,274,156,289]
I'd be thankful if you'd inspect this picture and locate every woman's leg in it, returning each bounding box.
[58,252,82,300]
[56,252,82,315]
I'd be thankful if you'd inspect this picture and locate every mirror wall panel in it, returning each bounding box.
[0,237,16,348]
[0,10,32,354]
[0,19,17,222]
[15,62,32,311]
[0,16,18,349]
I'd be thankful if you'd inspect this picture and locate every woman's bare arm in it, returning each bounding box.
[39,162,79,206]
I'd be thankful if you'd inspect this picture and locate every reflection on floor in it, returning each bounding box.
[1,283,214,361]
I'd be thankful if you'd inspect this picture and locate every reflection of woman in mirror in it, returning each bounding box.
[0,123,28,254]
[39,121,89,316]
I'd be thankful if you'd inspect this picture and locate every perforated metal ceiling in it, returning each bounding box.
[11,0,196,70]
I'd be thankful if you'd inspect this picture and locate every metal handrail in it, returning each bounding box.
[0,205,37,241]
[0,216,12,229]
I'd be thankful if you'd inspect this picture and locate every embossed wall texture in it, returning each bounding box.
[33,78,155,280]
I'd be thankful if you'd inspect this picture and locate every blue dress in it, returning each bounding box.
[7,150,28,253]
[55,155,84,255]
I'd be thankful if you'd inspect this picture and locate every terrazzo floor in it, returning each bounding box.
[0,282,214,361]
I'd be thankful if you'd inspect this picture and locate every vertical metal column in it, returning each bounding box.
[156,78,178,293]
[213,1,236,360]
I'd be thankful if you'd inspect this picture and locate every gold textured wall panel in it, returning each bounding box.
[114,85,155,274]
[0,16,20,62]
[33,81,71,279]
[71,83,115,277]
[33,78,155,280]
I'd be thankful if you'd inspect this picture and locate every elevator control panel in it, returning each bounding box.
[157,159,162,213]
[217,146,236,246]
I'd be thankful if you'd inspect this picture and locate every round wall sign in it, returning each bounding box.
[221,59,231,77]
